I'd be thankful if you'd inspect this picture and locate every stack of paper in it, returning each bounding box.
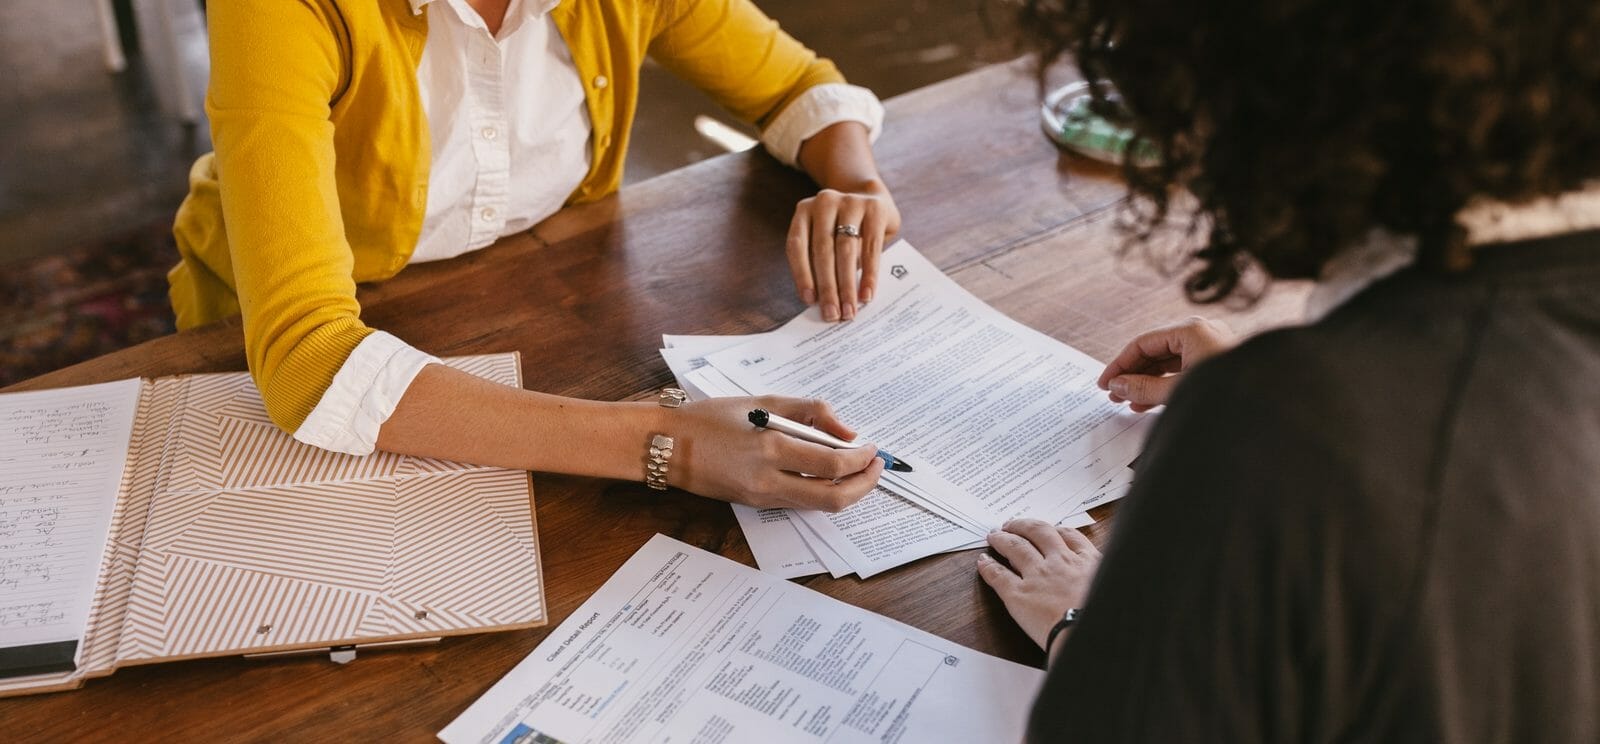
[662,242,1150,579]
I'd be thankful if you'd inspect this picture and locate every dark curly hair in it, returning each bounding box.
[1020,0,1600,302]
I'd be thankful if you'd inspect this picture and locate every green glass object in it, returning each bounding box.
[1041,82,1160,168]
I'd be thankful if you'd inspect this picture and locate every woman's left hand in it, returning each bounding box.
[977,519,1102,651]
[786,182,901,322]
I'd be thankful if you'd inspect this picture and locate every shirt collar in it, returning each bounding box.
[410,0,561,18]
[1305,181,1600,321]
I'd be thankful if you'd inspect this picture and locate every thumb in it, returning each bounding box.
[1107,374,1178,407]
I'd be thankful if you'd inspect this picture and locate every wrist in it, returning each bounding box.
[826,176,890,197]
[586,400,666,483]
[1044,608,1080,666]
[638,390,688,490]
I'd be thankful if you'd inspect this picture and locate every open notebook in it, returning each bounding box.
[0,353,545,697]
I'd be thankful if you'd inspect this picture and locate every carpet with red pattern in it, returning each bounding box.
[0,223,178,386]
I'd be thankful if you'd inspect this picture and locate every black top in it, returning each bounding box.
[1030,229,1600,743]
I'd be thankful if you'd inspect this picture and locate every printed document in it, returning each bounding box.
[439,534,1043,744]
[706,242,1152,528]
[659,243,1143,579]
[681,365,981,579]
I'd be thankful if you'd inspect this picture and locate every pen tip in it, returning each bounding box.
[890,460,913,473]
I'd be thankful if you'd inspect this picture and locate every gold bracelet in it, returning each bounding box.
[644,434,674,490]
[645,388,687,490]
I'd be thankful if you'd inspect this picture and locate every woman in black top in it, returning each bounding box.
[980,0,1600,741]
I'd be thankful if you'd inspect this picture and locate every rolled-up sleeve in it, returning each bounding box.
[293,332,440,456]
[648,0,880,159]
[206,0,376,434]
[758,82,883,167]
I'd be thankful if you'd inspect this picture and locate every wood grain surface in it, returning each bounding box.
[0,60,1305,741]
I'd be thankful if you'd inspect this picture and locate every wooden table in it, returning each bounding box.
[1,60,1305,740]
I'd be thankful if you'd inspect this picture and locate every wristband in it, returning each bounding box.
[1045,608,1080,657]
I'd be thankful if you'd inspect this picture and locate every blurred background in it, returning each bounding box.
[0,0,1015,386]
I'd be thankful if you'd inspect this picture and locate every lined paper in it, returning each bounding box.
[0,379,141,654]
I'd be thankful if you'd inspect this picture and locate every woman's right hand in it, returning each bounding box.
[1097,317,1235,411]
[670,396,884,512]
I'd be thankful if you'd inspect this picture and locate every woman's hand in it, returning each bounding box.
[977,519,1102,651]
[1097,317,1235,411]
[670,396,884,512]
[786,182,901,322]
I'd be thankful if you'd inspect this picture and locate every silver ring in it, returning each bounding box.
[834,224,861,238]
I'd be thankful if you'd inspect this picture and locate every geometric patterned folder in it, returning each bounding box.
[0,353,545,697]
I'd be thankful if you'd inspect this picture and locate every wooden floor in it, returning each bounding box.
[0,0,1013,268]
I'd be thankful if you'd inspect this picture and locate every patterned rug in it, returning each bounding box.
[0,222,179,387]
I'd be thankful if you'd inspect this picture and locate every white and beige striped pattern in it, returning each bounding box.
[0,353,544,696]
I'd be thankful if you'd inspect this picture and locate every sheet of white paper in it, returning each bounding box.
[933,506,1098,558]
[730,503,826,579]
[692,356,1000,532]
[878,470,993,533]
[684,365,992,535]
[660,348,715,400]
[1060,510,1097,529]
[439,534,1044,744]
[697,354,998,533]
[791,485,977,578]
[793,516,854,579]
[662,333,768,353]
[707,241,1152,528]
[682,365,988,572]
[0,379,141,650]
[1070,465,1136,515]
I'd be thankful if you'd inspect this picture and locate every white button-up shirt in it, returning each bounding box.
[411,0,591,263]
[293,0,885,455]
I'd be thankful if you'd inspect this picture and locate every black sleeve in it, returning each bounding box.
[1027,347,1357,744]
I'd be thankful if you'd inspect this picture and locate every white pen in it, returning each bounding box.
[746,409,914,473]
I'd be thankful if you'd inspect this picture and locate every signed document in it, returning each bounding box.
[439,534,1044,744]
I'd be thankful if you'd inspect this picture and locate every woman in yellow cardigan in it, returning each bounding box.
[168,0,898,510]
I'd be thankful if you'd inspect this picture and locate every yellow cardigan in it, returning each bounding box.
[170,0,845,432]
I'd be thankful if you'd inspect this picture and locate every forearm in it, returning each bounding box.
[797,121,887,194]
[375,363,661,481]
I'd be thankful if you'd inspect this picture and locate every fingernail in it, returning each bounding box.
[1108,377,1129,397]
[842,303,856,320]
[862,289,874,303]
[802,288,816,304]
[822,303,839,321]
[976,554,991,563]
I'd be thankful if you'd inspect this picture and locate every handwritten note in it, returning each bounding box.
[0,379,141,657]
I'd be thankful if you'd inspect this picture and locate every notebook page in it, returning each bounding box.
[0,379,141,672]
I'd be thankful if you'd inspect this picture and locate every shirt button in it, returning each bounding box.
[481,126,498,141]
[592,74,608,89]
[599,134,612,149]
[480,207,497,222]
